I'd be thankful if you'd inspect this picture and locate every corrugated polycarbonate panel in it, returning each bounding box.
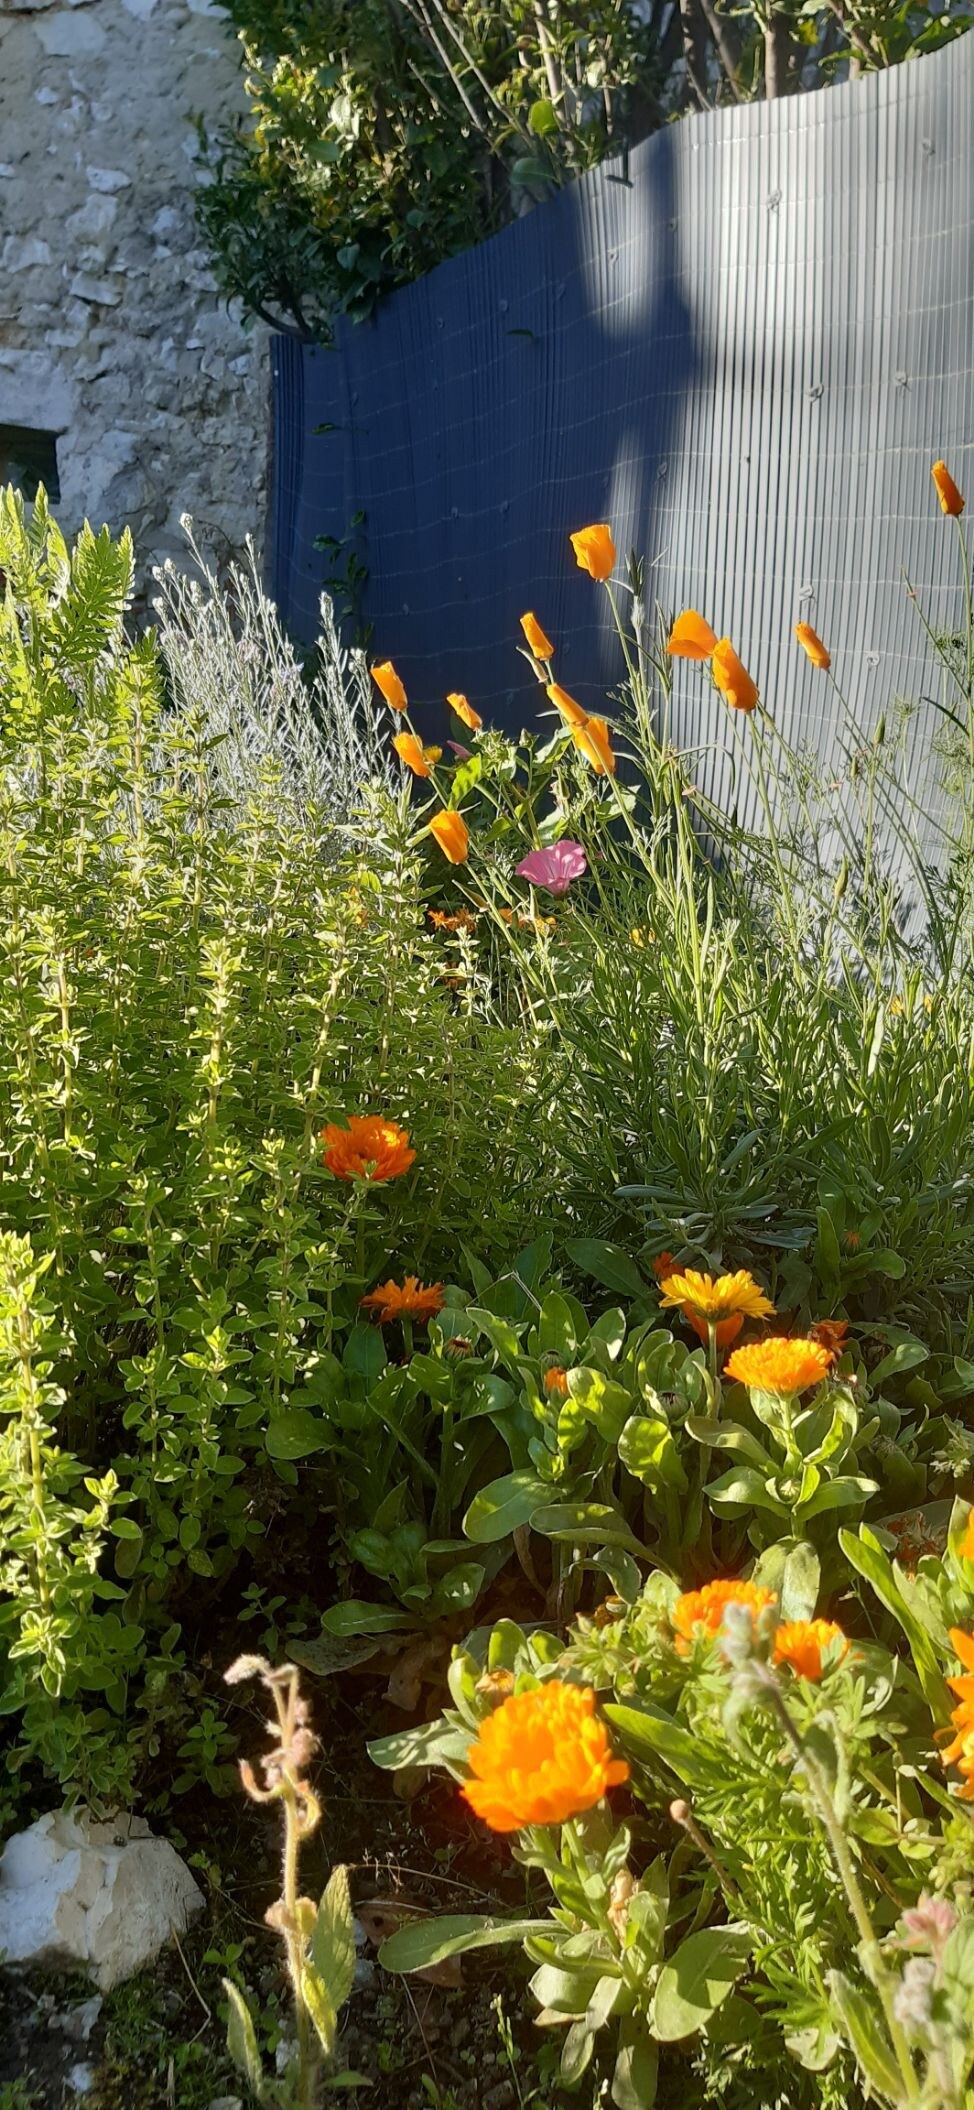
[272,38,974,826]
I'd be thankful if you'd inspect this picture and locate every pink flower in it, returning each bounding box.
[448,741,472,760]
[515,841,587,896]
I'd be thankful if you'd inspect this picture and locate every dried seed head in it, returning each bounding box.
[225,1653,271,1686]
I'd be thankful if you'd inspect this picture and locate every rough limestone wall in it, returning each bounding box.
[0,0,269,591]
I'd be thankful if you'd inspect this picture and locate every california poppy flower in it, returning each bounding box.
[360,1277,444,1325]
[570,524,616,581]
[672,1579,776,1653]
[724,1337,833,1395]
[429,810,469,864]
[447,692,482,731]
[794,622,830,670]
[520,612,555,661]
[573,714,616,776]
[667,610,717,661]
[712,638,759,714]
[372,660,407,712]
[773,1619,848,1681]
[932,460,965,517]
[321,1115,415,1183]
[547,681,589,729]
[393,732,441,778]
[461,1681,628,1832]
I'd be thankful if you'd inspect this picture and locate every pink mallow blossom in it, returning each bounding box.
[515,841,588,897]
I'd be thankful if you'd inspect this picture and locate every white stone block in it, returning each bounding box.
[86,167,131,193]
[66,195,118,238]
[2,234,51,270]
[0,1810,203,1992]
[34,13,106,55]
[69,273,122,306]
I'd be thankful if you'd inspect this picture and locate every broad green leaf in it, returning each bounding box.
[302,1964,337,2054]
[567,1239,648,1299]
[463,1470,549,1543]
[684,1416,773,1470]
[652,1925,751,2041]
[467,1307,523,1371]
[781,1541,821,1622]
[612,2021,659,2109]
[869,1335,928,1384]
[798,1474,876,1520]
[705,1466,788,1517]
[264,1409,334,1461]
[839,1526,951,1714]
[319,1600,416,1638]
[826,1970,902,2102]
[604,1701,703,1787]
[379,1914,552,1972]
[343,1323,387,1385]
[528,95,559,135]
[311,1865,356,2021]
[531,1501,646,1553]
[368,1719,470,1771]
[537,1290,585,1360]
[223,1980,264,2096]
[569,1366,633,1444]
[618,1414,688,1494]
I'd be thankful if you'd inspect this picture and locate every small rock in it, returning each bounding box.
[63,1995,103,2043]
[0,1808,204,1991]
[207,2098,244,2110]
[353,1956,375,1990]
[66,2065,96,2097]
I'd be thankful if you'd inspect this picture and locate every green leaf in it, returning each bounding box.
[302,1964,338,2054]
[531,1501,646,1554]
[838,1526,951,1714]
[368,1719,471,1771]
[567,1240,648,1299]
[379,1914,552,1973]
[223,1980,264,2096]
[528,96,559,136]
[781,1541,821,1621]
[618,1415,688,1495]
[311,1865,356,2022]
[264,1409,331,1461]
[604,1701,703,1787]
[826,1970,903,2101]
[568,1367,633,1445]
[463,1470,549,1544]
[652,1926,751,2041]
[320,1600,416,1637]
[612,2021,659,2109]
[343,1323,387,1385]
[869,1335,928,1384]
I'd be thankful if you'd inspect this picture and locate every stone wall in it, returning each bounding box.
[0,0,269,592]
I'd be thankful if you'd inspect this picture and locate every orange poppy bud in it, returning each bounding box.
[570,523,616,581]
[712,638,759,714]
[547,681,589,729]
[429,809,469,864]
[447,692,482,731]
[573,714,616,776]
[794,622,830,670]
[667,610,717,660]
[932,460,965,517]
[372,660,407,712]
[520,612,555,660]
[393,731,436,778]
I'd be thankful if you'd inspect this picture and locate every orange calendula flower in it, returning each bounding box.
[573,714,616,776]
[667,610,718,661]
[428,908,477,935]
[429,810,470,865]
[659,1268,775,1330]
[393,731,441,778]
[521,612,555,661]
[372,660,408,712]
[651,1251,676,1280]
[321,1115,415,1183]
[543,1366,569,1397]
[957,1515,974,1562]
[712,638,759,714]
[547,681,589,729]
[932,460,965,518]
[724,1337,833,1395]
[360,1276,444,1325]
[672,1578,776,1654]
[773,1619,848,1681]
[940,1630,974,1798]
[570,523,616,581]
[794,622,831,670]
[810,1318,849,1355]
[447,692,482,731]
[461,1681,628,1832]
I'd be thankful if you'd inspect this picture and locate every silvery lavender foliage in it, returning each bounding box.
[152,518,393,821]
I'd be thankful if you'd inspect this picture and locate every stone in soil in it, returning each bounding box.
[0,1808,203,1991]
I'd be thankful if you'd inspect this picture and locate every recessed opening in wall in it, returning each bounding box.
[0,424,61,504]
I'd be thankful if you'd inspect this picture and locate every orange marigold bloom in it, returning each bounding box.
[672,1579,776,1654]
[447,692,482,731]
[651,1251,676,1279]
[712,638,759,714]
[543,1366,569,1397]
[393,731,441,778]
[659,1268,775,1326]
[940,1630,974,1799]
[372,660,408,712]
[461,1681,628,1832]
[429,810,470,865]
[547,681,589,729]
[521,612,555,661]
[360,1276,444,1325]
[570,524,616,581]
[932,460,965,518]
[810,1318,849,1355]
[573,714,616,776]
[321,1115,415,1183]
[724,1337,833,1395]
[794,622,831,671]
[667,610,718,661]
[774,1619,848,1681]
[428,908,477,935]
